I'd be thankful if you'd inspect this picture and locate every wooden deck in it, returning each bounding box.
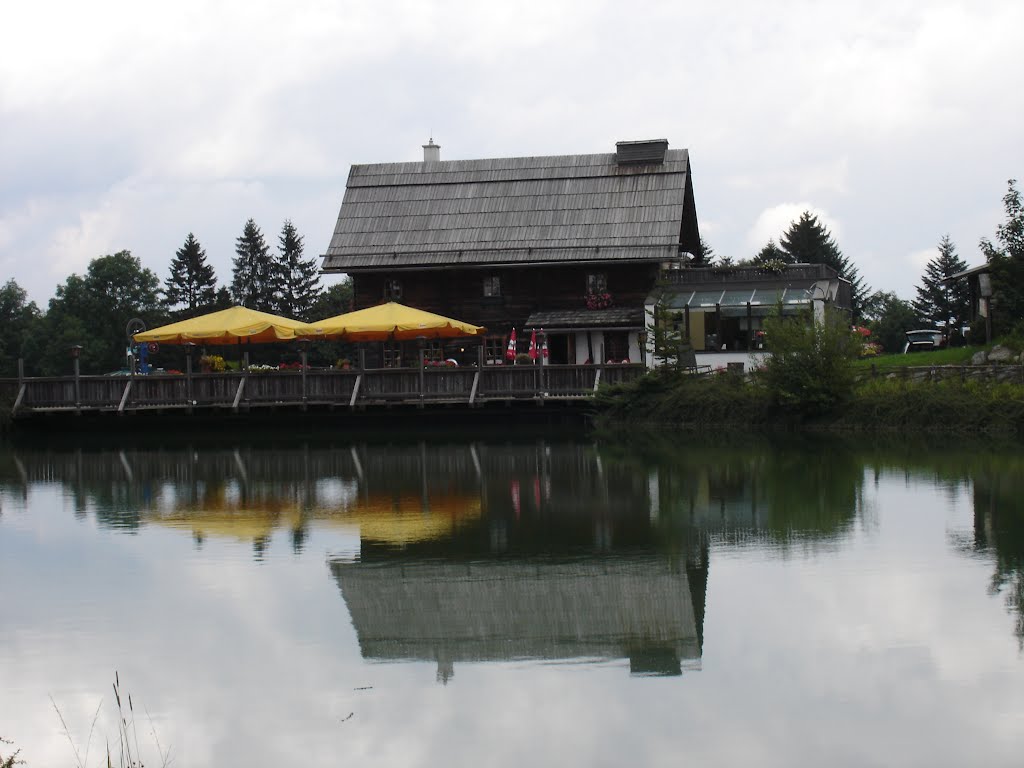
[7,364,645,418]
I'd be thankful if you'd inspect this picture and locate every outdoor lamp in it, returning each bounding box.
[70,344,82,359]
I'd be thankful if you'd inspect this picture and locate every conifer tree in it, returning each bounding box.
[694,236,715,264]
[231,219,276,311]
[164,232,217,316]
[274,220,321,320]
[912,235,969,331]
[780,211,869,319]
[753,238,793,265]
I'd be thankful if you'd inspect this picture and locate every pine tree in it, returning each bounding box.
[274,220,321,320]
[980,179,1024,333]
[693,236,715,264]
[912,235,970,331]
[780,211,870,320]
[231,219,276,311]
[164,232,217,316]
[752,239,793,265]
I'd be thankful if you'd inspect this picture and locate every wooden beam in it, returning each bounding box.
[469,370,480,405]
[232,376,247,411]
[593,367,602,392]
[349,374,362,408]
[117,380,133,413]
[12,384,25,414]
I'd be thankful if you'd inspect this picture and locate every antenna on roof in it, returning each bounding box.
[422,136,441,163]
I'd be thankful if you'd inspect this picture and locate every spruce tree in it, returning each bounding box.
[694,237,715,264]
[753,238,793,265]
[164,232,217,316]
[980,179,1024,333]
[231,219,276,311]
[780,211,870,320]
[274,220,321,320]
[912,235,970,331]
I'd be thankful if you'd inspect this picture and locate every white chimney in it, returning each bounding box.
[422,137,441,163]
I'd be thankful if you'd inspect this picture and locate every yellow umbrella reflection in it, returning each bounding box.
[147,492,481,546]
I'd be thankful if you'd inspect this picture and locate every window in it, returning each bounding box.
[425,340,443,363]
[484,336,506,365]
[383,343,402,368]
[483,276,502,297]
[586,272,607,294]
[384,279,402,301]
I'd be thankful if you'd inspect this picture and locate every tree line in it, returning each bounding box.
[697,180,1024,353]
[0,219,353,376]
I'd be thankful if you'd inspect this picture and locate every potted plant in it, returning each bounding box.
[198,354,226,373]
[335,358,352,370]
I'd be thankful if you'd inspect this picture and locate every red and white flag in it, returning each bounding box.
[506,328,517,361]
[528,329,538,360]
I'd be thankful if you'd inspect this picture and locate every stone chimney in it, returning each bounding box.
[422,137,441,163]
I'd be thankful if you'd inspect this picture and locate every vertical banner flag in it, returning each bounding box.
[506,328,517,361]
[529,329,538,360]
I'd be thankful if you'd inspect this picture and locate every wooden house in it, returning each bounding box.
[320,139,700,366]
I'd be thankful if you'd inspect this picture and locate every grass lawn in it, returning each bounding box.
[853,346,983,370]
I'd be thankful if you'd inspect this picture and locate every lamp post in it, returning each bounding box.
[70,344,82,409]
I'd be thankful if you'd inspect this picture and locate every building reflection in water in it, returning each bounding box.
[0,437,875,678]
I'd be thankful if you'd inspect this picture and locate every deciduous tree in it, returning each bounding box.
[0,279,40,376]
[980,179,1024,335]
[35,251,162,374]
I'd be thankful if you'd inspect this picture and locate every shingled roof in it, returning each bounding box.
[321,141,700,272]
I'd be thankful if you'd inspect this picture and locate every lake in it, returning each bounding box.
[2,432,1024,767]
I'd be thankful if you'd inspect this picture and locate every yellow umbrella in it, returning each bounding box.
[296,302,485,341]
[133,306,307,345]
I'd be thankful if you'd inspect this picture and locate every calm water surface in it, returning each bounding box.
[2,433,1024,767]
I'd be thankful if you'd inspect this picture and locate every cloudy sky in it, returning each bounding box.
[2,0,1022,306]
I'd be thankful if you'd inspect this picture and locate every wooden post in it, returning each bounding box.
[17,358,24,383]
[418,347,425,401]
[71,345,82,411]
[478,343,485,368]
[299,340,309,409]
[185,352,193,410]
[243,351,250,372]
[358,347,366,371]
[746,302,753,350]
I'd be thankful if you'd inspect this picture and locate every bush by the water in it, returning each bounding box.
[758,310,859,417]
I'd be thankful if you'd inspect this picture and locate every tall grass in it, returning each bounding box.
[49,672,171,768]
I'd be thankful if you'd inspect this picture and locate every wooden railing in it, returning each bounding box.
[9,363,647,416]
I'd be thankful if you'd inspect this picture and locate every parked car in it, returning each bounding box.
[902,329,946,354]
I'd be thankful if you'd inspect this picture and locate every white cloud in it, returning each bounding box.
[746,203,842,252]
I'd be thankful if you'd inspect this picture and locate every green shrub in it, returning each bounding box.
[758,309,858,418]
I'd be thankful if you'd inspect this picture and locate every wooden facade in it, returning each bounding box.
[321,139,700,366]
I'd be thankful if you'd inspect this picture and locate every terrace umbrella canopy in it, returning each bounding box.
[297,302,485,341]
[132,306,307,345]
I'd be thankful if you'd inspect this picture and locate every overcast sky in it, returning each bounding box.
[2,0,1022,306]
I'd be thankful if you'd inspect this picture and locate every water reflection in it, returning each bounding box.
[5,435,1024,766]
[0,436,870,680]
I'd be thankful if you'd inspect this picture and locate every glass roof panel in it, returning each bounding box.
[720,289,756,306]
[749,288,784,305]
[784,287,812,304]
[689,290,725,307]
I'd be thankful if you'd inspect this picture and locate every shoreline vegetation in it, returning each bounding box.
[597,307,1024,435]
